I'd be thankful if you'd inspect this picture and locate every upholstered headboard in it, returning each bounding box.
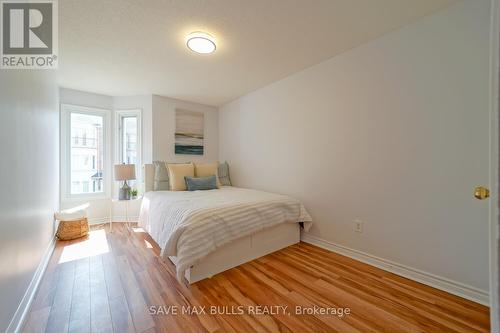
[143,164,155,193]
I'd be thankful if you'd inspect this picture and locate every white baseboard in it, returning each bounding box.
[88,217,139,225]
[6,237,56,333]
[300,233,490,306]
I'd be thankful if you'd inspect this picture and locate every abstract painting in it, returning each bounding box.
[175,109,204,155]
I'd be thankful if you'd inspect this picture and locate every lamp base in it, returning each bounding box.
[119,181,131,200]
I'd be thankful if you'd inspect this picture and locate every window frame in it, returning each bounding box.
[114,109,142,194]
[61,104,112,201]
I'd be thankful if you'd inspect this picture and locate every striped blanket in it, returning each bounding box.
[138,186,312,280]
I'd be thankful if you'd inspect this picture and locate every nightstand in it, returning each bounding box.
[110,197,142,232]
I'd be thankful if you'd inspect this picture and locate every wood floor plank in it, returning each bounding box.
[195,282,268,333]
[102,252,126,301]
[216,275,285,333]
[89,255,113,333]
[270,250,466,332]
[45,260,76,333]
[115,254,155,332]
[26,223,490,333]
[223,267,332,333]
[109,295,136,333]
[136,269,185,333]
[262,255,423,332]
[287,244,490,332]
[247,259,385,333]
[68,258,91,333]
[147,265,221,333]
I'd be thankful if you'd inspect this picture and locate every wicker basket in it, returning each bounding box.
[56,218,89,240]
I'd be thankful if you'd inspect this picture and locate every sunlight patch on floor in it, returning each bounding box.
[144,240,153,248]
[133,227,145,233]
[59,229,109,263]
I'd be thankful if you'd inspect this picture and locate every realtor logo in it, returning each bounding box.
[1,0,57,69]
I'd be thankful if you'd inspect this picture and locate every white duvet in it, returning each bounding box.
[138,186,312,280]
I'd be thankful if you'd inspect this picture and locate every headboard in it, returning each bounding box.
[143,164,155,193]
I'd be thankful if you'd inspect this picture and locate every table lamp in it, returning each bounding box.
[114,164,136,200]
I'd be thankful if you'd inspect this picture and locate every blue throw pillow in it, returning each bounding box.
[185,175,218,191]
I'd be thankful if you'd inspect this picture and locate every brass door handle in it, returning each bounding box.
[474,186,490,200]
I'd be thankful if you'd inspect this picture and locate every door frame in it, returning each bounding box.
[490,0,500,332]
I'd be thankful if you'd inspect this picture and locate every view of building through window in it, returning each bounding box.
[121,116,138,188]
[70,113,104,194]
[122,116,137,164]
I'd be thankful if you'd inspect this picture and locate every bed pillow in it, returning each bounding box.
[153,161,169,191]
[168,162,194,191]
[194,162,220,187]
[218,161,232,186]
[185,176,217,191]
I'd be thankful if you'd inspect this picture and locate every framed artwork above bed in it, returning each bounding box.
[175,109,204,155]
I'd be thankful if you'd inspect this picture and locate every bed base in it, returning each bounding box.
[169,222,300,284]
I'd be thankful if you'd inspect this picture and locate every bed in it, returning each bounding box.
[139,164,312,283]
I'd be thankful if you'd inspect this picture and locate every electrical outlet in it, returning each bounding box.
[354,220,363,233]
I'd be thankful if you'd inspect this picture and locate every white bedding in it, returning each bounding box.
[138,186,312,280]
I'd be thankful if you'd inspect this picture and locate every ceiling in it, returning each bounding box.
[59,0,456,106]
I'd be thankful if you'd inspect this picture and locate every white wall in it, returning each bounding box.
[0,71,59,331]
[152,95,219,162]
[60,87,114,110]
[219,0,491,294]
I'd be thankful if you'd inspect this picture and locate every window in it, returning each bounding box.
[70,113,103,195]
[122,116,137,164]
[116,110,141,192]
[61,104,111,200]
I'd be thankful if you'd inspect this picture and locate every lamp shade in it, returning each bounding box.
[114,164,136,181]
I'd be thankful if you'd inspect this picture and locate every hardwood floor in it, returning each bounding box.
[24,223,490,333]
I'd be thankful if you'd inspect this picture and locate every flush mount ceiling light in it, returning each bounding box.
[186,32,216,54]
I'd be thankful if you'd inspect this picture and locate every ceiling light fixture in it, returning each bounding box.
[186,32,216,54]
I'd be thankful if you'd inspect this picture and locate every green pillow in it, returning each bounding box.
[218,161,232,186]
[153,161,169,190]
